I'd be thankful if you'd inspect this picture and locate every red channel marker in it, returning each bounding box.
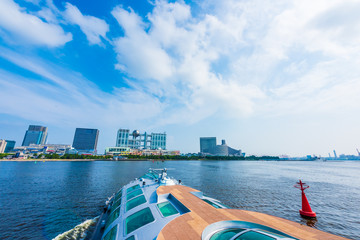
[294,180,317,218]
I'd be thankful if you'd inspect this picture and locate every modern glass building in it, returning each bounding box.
[72,128,99,153]
[116,129,166,150]
[22,125,48,146]
[4,140,16,153]
[200,137,217,154]
[150,133,166,150]
[117,129,130,147]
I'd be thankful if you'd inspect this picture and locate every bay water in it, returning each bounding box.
[0,160,359,239]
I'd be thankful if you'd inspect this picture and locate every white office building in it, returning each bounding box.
[0,139,6,153]
[116,129,166,150]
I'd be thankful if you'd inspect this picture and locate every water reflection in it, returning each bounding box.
[301,218,318,227]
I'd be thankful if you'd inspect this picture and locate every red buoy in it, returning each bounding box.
[294,180,316,218]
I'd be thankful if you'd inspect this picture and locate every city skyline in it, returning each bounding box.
[2,123,360,157]
[1,0,360,156]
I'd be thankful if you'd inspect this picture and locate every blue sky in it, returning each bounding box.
[1,0,360,156]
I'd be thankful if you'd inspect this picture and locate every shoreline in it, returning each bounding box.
[2,158,357,162]
[0,158,330,162]
[1,158,263,162]
[0,158,193,162]
[0,158,99,162]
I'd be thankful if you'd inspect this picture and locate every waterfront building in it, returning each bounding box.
[0,139,6,153]
[200,137,242,156]
[104,147,179,156]
[105,147,131,156]
[117,129,130,147]
[13,144,72,155]
[4,140,16,153]
[150,133,166,150]
[22,125,48,146]
[200,137,217,153]
[72,128,99,154]
[116,129,166,150]
[144,149,180,156]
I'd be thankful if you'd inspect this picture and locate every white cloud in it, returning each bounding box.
[108,0,360,133]
[0,0,72,47]
[197,0,360,117]
[24,0,41,4]
[111,1,264,126]
[2,0,360,155]
[64,3,109,45]
[37,7,59,24]
[112,6,174,81]
[0,48,163,132]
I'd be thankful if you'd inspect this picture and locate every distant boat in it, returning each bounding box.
[91,168,348,240]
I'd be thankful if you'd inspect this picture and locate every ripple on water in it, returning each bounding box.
[0,161,359,240]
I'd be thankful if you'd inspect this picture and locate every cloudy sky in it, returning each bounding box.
[1,0,360,156]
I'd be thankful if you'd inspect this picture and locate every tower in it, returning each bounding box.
[22,125,48,146]
[72,128,99,153]
[200,137,216,154]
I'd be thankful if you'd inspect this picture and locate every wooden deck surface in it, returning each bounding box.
[156,185,348,240]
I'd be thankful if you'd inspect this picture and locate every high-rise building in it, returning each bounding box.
[72,128,99,153]
[0,139,6,153]
[116,129,166,150]
[117,129,130,147]
[200,137,217,154]
[22,125,48,146]
[4,140,15,153]
[150,133,166,150]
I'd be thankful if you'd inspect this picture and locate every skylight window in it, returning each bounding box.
[127,184,140,193]
[105,207,120,228]
[103,225,117,240]
[141,172,157,180]
[125,207,155,234]
[203,199,223,209]
[114,189,122,202]
[126,195,146,212]
[127,189,143,200]
[209,228,245,240]
[111,198,121,212]
[157,201,179,217]
[234,231,276,240]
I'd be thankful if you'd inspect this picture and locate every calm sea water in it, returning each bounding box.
[0,160,359,240]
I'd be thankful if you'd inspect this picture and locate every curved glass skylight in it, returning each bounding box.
[105,207,120,229]
[127,189,143,200]
[103,225,117,240]
[209,228,244,240]
[111,198,121,212]
[127,184,140,193]
[114,188,122,200]
[234,230,276,240]
[125,207,155,234]
[202,221,297,240]
[126,195,146,212]
[157,201,179,217]
[203,199,223,209]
